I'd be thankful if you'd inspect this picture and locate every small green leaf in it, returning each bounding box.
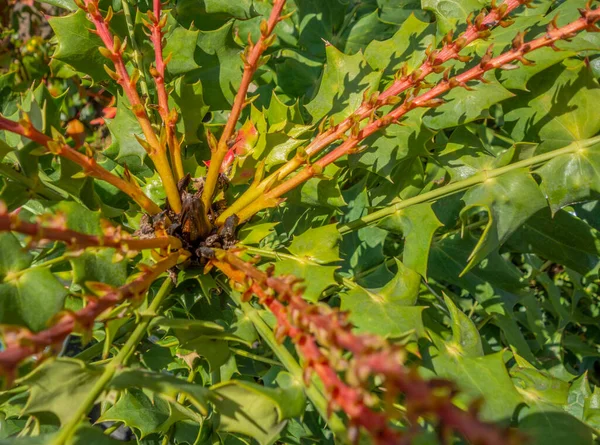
[305,45,381,125]
[287,224,341,264]
[443,294,483,358]
[340,259,425,338]
[460,169,547,274]
[20,358,102,425]
[212,371,305,445]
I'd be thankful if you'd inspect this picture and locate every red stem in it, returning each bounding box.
[0,115,161,215]
[0,252,179,374]
[0,206,181,251]
[218,0,527,225]
[248,6,600,215]
[212,250,515,445]
[201,0,286,211]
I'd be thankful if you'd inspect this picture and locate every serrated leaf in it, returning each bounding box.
[443,294,483,358]
[305,45,381,125]
[460,169,547,274]
[340,259,425,338]
[506,208,600,275]
[537,141,600,213]
[423,72,514,131]
[421,0,485,35]
[379,203,443,276]
[273,260,338,303]
[350,110,434,180]
[504,65,600,153]
[20,358,102,425]
[99,389,187,439]
[70,248,127,290]
[110,368,210,415]
[212,371,305,445]
[364,13,434,75]
[49,10,109,83]
[188,23,243,110]
[518,412,593,445]
[430,351,523,421]
[0,233,66,331]
[171,78,209,145]
[104,94,148,172]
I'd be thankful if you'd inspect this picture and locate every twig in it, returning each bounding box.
[217,0,528,225]
[0,114,161,215]
[235,5,600,222]
[0,202,181,252]
[77,0,182,212]
[201,0,287,217]
[0,253,180,378]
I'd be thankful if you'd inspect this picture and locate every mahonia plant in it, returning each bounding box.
[0,0,600,444]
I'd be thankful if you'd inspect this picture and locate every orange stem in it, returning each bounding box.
[201,0,286,215]
[0,115,161,215]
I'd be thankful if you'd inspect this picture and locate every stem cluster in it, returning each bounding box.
[212,250,518,445]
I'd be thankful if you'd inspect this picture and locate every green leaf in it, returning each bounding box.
[305,45,381,125]
[421,0,486,35]
[459,169,547,273]
[99,389,188,439]
[423,72,514,131]
[212,371,305,445]
[506,208,600,275]
[110,368,210,415]
[174,0,253,30]
[0,233,33,277]
[537,141,600,213]
[340,259,425,338]
[504,65,600,153]
[378,203,443,277]
[48,10,109,83]
[104,94,148,173]
[38,0,77,10]
[287,224,341,264]
[70,248,128,290]
[20,358,102,425]
[163,23,200,76]
[430,351,523,421]
[518,412,593,445]
[171,78,210,145]
[189,23,243,110]
[350,110,434,180]
[443,294,483,358]
[273,260,338,303]
[0,233,67,331]
[364,13,434,76]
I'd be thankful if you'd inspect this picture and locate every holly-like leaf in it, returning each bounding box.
[423,72,514,131]
[20,359,102,425]
[537,141,600,214]
[305,45,381,125]
[99,389,188,439]
[378,202,443,277]
[273,260,338,303]
[506,208,600,275]
[212,371,305,445]
[459,169,547,273]
[340,259,425,338]
[48,10,108,83]
[430,351,523,421]
[443,294,483,358]
[188,23,243,110]
[504,65,600,153]
[170,78,210,145]
[0,233,67,331]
